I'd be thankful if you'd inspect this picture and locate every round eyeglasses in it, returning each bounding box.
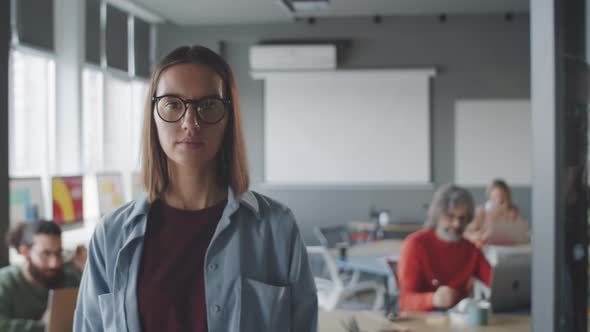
[152,94,231,124]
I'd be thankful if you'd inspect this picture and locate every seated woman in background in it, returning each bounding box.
[464,179,528,246]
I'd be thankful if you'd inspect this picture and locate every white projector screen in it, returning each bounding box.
[455,99,532,186]
[253,69,435,185]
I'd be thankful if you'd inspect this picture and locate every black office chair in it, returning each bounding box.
[384,256,401,316]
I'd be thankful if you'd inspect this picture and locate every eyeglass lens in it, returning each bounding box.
[157,96,225,124]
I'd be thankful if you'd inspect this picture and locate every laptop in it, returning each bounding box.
[485,219,530,245]
[45,287,79,332]
[487,252,531,312]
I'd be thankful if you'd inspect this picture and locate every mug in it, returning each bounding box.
[467,301,490,326]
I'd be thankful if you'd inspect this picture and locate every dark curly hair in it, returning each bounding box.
[5,220,61,249]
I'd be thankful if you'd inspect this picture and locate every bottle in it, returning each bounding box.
[368,206,379,241]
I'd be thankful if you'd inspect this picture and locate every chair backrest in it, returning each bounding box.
[385,257,400,292]
[313,225,350,248]
[307,246,347,311]
[306,246,344,289]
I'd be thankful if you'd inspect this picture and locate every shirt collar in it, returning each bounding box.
[123,187,260,231]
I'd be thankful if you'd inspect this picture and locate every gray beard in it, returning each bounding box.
[436,224,462,242]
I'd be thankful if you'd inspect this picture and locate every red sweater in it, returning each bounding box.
[398,228,492,311]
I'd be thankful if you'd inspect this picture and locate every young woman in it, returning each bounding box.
[74,46,317,332]
[463,179,524,246]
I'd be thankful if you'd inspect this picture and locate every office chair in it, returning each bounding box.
[382,256,401,315]
[312,225,363,288]
[385,257,400,293]
[307,246,385,311]
[313,225,351,248]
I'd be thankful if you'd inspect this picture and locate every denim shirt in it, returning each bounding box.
[73,189,318,332]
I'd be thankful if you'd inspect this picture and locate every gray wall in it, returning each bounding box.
[156,15,531,243]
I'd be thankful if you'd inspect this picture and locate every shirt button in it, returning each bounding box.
[213,305,221,313]
[208,263,218,271]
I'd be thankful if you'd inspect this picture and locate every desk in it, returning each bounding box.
[319,310,531,332]
[349,221,422,239]
[336,239,404,256]
[331,240,403,274]
[337,254,390,277]
[331,240,404,295]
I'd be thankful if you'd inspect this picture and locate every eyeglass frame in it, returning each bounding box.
[151,94,232,124]
[442,210,471,225]
[29,247,66,261]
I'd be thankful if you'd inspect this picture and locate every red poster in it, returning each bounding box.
[52,176,84,225]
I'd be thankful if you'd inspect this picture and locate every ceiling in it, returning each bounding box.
[132,0,529,26]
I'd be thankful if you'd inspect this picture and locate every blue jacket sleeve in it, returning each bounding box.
[286,210,318,332]
[73,222,110,332]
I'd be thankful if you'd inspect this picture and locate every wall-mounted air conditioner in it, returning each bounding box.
[249,44,336,71]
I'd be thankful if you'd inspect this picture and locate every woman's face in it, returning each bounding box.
[154,63,228,171]
[489,187,508,207]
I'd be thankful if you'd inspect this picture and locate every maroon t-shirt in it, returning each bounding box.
[138,198,226,332]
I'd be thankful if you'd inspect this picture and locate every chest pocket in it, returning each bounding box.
[240,277,291,332]
[98,293,117,332]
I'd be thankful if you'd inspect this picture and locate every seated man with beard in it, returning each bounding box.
[398,184,492,311]
[0,220,82,332]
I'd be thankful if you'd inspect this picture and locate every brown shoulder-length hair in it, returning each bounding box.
[486,178,514,208]
[141,45,249,202]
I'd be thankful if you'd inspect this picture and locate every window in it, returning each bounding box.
[9,49,55,178]
[9,0,155,224]
[9,49,56,220]
[82,67,103,220]
[101,75,147,173]
[131,80,148,170]
[81,70,148,219]
[104,74,133,171]
[82,67,103,172]
[103,75,147,203]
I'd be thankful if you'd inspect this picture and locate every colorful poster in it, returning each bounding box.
[52,176,84,225]
[10,177,45,225]
[96,173,124,217]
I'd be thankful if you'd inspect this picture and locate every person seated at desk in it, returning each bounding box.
[0,220,83,332]
[398,184,492,311]
[464,179,526,246]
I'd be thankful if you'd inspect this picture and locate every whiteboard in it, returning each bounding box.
[455,100,532,186]
[254,69,435,185]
